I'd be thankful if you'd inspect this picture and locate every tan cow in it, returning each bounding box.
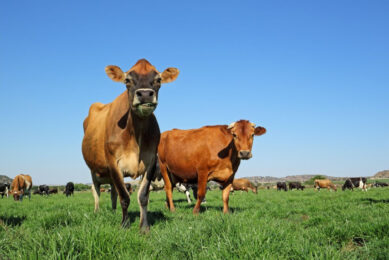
[231,178,257,194]
[82,59,179,231]
[9,174,32,201]
[314,179,337,191]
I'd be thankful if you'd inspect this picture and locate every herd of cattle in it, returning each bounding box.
[1,59,388,232]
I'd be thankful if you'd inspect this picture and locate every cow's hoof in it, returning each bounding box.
[140,225,150,234]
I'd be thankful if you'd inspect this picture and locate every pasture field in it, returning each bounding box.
[1,187,388,259]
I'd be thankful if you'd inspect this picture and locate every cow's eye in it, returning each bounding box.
[232,133,237,138]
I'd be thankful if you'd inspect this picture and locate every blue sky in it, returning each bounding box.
[1,1,388,185]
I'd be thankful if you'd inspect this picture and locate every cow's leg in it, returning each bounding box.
[110,184,118,210]
[108,167,130,227]
[193,173,208,214]
[91,175,101,212]
[185,188,192,204]
[159,159,175,211]
[222,183,232,214]
[138,159,157,232]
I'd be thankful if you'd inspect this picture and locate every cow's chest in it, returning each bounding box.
[117,151,148,179]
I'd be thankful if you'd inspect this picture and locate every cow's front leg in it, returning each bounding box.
[108,164,131,227]
[193,172,208,214]
[222,183,233,214]
[138,159,156,233]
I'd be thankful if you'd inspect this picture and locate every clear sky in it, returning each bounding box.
[1,1,388,185]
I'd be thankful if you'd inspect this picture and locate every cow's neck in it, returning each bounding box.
[126,106,150,147]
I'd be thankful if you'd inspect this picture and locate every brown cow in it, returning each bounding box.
[314,179,337,191]
[9,174,32,201]
[158,120,266,214]
[82,59,179,230]
[231,178,257,194]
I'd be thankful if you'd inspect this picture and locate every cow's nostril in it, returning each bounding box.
[136,91,142,97]
[149,91,154,96]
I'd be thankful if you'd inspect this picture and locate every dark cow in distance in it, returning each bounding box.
[288,182,305,190]
[231,178,257,194]
[277,182,287,191]
[374,181,388,187]
[9,174,32,201]
[0,183,10,198]
[49,188,58,194]
[82,59,179,231]
[158,120,266,214]
[39,185,50,195]
[125,183,133,195]
[64,182,74,197]
[342,177,367,191]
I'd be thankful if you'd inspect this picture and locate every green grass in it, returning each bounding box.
[1,188,389,259]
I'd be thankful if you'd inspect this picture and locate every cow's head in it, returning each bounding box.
[105,59,179,118]
[10,190,22,201]
[227,120,266,160]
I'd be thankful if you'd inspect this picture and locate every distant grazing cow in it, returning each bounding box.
[0,183,10,198]
[277,182,287,191]
[342,178,367,191]
[100,188,106,193]
[64,182,74,197]
[49,188,58,194]
[314,179,337,191]
[288,182,305,191]
[158,120,266,214]
[82,59,179,230]
[231,178,257,194]
[373,182,388,188]
[9,174,32,201]
[39,185,50,195]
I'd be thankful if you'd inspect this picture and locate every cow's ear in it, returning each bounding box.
[254,126,266,136]
[105,65,125,82]
[161,68,179,83]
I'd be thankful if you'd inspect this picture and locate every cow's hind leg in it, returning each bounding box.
[110,184,118,210]
[159,159,175,212]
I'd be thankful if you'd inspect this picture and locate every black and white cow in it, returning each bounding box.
[342,177,367,191]
[0,183,10,198]
[39,185,50,195]
[373,182,388,188]
[175,183,207,204]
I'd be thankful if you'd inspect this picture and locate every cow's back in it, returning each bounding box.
[158,126,231,181]
[82,102,111,173]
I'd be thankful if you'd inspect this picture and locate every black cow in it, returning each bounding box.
[49,188,58,194]
[64,182,74,197]
[39,185,50,195]
[0,183,10,198]
[125,183,133,195]
[288,182,305,190]
[342,177,367,191]
[277,182,287,191]
[373,182,388,188]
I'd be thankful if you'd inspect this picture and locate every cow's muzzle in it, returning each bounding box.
[238,150,252,160]
[133,89,158,117]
